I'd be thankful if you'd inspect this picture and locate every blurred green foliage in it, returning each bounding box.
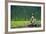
[11,6,41,21]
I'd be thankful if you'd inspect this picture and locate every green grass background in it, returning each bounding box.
[11,20,41,28]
